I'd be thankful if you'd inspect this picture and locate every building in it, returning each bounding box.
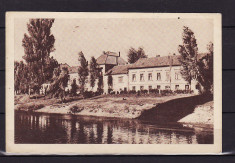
[62,52,127,93]
[42,52,205,95]
[104,54,207,94]
[104,64,131,93]
[127,55,197,92]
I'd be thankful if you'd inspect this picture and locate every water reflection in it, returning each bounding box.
[15,111,213,144]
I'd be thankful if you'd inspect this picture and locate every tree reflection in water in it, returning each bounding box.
[15,111,213,144]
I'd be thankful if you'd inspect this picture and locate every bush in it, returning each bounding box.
[140,89,148,94]
[83,91,93,98]
[174,89,194,94]
[161,89,173,96]
[149,89,160,94]
[128,90,137,94]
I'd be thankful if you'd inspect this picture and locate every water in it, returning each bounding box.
[15,111,213,144]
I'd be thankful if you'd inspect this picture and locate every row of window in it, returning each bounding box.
[132,85,190,91]
[132,72,180,82]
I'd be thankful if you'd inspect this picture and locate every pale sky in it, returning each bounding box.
[14,18,213,66]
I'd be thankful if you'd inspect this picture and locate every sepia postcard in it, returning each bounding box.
[6,12,222,154]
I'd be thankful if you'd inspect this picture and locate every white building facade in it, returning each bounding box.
[105,55,200,94]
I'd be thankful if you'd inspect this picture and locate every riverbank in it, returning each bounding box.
[15,94,191,117]
[178,101,213,126]
[35,94,192,119]
[14,94,213,128]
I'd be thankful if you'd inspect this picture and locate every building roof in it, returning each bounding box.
[96,52,127,65]
[68,66,79,74]
[129,55,180,69]
[60,64,78,74]
[106,64,132,75]
[129,53,208,69]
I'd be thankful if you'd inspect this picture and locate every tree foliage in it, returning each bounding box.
[127,47,147,64]
[178,26,198,90]
[49,67,69,101]
[89,56,98,90]
[14,61,30,94]
[107,75,113,87]
[22,19,57,93]
[197,42,213,94]
[70,79,78,96]
[78,51,89,94]
[97,72,103,93]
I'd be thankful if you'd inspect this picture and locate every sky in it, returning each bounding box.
[14,18,213,66]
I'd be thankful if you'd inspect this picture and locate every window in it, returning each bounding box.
[132,86,136,91]
[196,84,199,89]
[166,71,170,81]
[157,72,161,80]
[157,85,161,89]
[175,85,179,90]
[132,74,136,82]
[140,86,144,90]
[175,71,180,80]
[140,74,144,81]
[185,85,189,90]
[148,73,152,81]
[118,76,123,83]
[149,85,152,90]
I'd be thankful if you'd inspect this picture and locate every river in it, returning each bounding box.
[15,111,213,144]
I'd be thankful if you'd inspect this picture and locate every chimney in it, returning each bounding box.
[156,55,160,57]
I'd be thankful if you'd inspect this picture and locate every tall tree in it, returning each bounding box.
[107,75,113,88]
[127,47,147,64]
[78,51,89,95]
[22,19,56,93]
[89,56,98,90]
[70,79,78,96]
[197,42,213,94]
[49,67,69,102]
[14,61,20,95]
[178,26,198,90]
[97,73,103,94]
[14,61,30,94]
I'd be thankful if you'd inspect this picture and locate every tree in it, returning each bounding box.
[197,42,213,94]
[89,56,99,90]
[22,19,56,93]
[178,26,198,91]
[14,61,30,94]
[78,51,89,95]
[127,47,147,64]
[107,75,113,88]
[70,79,78,96]
[97,73,103,94]
[14,61,20,95]
[50,67,69,102]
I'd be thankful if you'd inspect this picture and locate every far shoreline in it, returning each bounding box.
[14,94,214,129]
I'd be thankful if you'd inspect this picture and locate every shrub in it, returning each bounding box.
[174,89,194,94]
[128,90,137,94]
[161,89,173,96]
[83,91,93,98]
[149,89,160,94]
[140,89,148,94]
